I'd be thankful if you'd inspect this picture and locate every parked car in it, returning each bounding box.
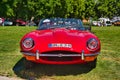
[99,18,112,26]
[111,16,120,26]
[20,18,101,68]
[113,20,120,26]
[92,21,98,26]
[92,21,101,26]
[0,18,4,26]
[27,21,36,26]
[15,19,27,26]
[3,18,13,26]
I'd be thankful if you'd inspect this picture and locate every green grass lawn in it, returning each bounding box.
[0,26,120,80]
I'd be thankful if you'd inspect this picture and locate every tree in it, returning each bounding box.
[84,0,96,19]
[0,0,119,20]
[96,0,119,18]
[0,0,15,18]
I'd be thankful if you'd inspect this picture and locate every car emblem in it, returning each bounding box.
[58,53,63,57]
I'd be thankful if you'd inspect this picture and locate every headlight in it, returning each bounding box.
[22,38,34,49]
[87,38,98,51]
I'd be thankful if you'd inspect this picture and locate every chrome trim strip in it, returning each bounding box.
[21,51,100,57]
[21,52,36,56]
[81,50,84,60]
[36,50,39,60]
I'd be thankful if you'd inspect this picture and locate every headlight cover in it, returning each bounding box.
[22,38,34,49]
[87,38,98,51]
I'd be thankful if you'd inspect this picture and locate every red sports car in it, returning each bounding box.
[16,19,27,26]
[20,18,100,67]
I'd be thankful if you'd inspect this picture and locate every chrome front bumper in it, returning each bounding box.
[21,50,100,60]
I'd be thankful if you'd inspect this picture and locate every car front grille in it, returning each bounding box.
[40,51,81,62]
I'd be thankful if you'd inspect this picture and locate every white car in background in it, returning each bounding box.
[92,21,101,26]
[99,18,112,26]
[3,19,13,26]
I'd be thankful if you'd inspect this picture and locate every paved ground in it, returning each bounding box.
[0,76,23,80]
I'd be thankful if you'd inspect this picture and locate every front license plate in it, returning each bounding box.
[48,43,72,48]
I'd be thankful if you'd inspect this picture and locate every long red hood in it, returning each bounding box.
[21,28,100,53]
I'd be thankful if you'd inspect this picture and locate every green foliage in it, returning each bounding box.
[96,0,120,18]
[84,0,96,19]
[0,0,119,20]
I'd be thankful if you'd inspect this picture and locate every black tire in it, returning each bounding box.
[87,58,97,68]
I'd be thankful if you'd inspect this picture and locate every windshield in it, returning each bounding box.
[38,18,85,30]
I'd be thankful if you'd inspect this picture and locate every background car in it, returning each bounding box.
[20,18,101,68]
[15,19,27,26]
[0,18,4,26]
[111,16,120,26]
[99,18,112,26]
[113,20,120,26]
[92,21,101,26]
[27,21,36,26]
[2,18,13,26]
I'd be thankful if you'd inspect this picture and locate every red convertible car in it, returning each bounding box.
[20,18,100,67]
